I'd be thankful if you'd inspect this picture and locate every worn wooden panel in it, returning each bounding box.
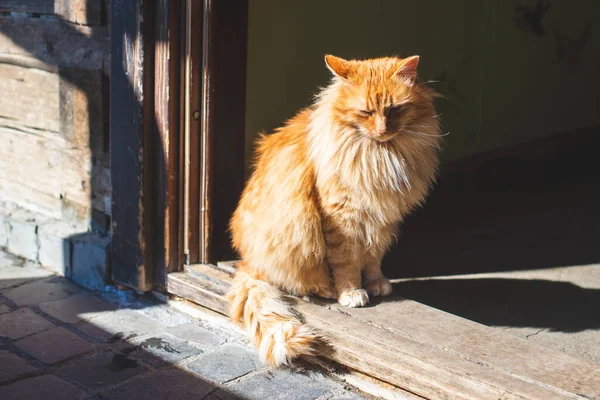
[55,0,104,26]
[168,272,227,315]
[0,0,104,26]
[0,176,62,219]
[0,0,53,14]
[320,299,600,398]
[59,67,107,152]
[184,0,202,265]
[0,122,110,220]
[0,64,106,148]
[0,53,57,73]
[109,0,153,291]
[200,0,248,262]
[0,125,88,207]
[167,270,600,399]
[301,301,600,400]
[0,63,58,131]
[0,16,108,70]
[151,0,181,286]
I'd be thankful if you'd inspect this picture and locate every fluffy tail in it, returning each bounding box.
[226,270,317,367]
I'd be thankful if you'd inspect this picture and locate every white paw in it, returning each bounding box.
[338,289,369,308]
[365,277,393,297]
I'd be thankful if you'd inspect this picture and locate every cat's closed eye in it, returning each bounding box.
[358,109,374,116]
[385,105,405,117]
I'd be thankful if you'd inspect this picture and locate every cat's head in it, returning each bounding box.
[322,55,437,142]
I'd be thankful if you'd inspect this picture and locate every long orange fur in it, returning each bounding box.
[227,55,442,367]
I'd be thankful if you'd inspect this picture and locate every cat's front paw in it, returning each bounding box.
[365,277,393,297]
[338,289,369,308]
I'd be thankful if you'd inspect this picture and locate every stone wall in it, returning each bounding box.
[0,1,111,289]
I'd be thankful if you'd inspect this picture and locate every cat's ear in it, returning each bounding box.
[325,55,352,79]
[394,55,420,80]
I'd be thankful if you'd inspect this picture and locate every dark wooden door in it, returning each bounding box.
[181,0,248,267]
[110,0,247,292]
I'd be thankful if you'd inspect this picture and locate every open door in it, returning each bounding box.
[167,0,247,311]
[162,2,600,398]
[179,0,247,268]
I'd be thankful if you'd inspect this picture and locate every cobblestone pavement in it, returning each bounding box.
[0,251,371,400]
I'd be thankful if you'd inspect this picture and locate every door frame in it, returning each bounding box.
[110,0,247,291]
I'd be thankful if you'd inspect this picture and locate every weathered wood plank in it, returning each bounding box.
[320,299,600,399]
[168,272,228,315]
[59,67,106,152]
[151,0,181,286]
[0,176,62,219]
[0,64,106,150]
[300,301,598,400]
[0,63,58,131]
[0,0,53,14]
[0,0,104,26]
[109,0,152,291]
[167,270,600,399]
[55,0,104,26]
[0,16,108,70]
[0,122,110,221]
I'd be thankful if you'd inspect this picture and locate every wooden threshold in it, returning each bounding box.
[167,267,600,400]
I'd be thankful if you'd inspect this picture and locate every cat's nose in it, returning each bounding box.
[374,117,387,136]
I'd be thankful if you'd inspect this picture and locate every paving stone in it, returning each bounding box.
[71,233,110,291]
[3,276,81,306]
[0,350,38,384]
[139,304,193,327]
[187,344,261,384]
[0,374,85,400]
[0,303,11,314]
[14,327,94,364]
[0,262,53,290]
[166,322,224,347]
[39,292,116,324]
[0,308,55,339]
[124,333,204,367]
[224,370,332,400]
[57,351,148,390]
[76,309,162,343]
[102,368,217,400]
[205,391,244,400]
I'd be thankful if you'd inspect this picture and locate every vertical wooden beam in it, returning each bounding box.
[201,0,248,262]
[184,0,203,265]
[110,0,154,291]
[153,0,182,286]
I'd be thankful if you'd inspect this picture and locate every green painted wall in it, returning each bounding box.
[245,0,600,166]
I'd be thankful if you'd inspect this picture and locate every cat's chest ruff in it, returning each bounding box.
[341,148,413,197]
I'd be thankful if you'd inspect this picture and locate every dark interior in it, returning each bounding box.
[383,127,600,332]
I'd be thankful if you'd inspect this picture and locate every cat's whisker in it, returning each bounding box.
[403,126,450,137]
[403,129,450,139]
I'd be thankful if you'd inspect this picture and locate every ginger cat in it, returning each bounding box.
[227,55,441,366]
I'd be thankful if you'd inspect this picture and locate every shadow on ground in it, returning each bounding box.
[0,272,240,399]
[391,278,600,333]
[0,256,359,400]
